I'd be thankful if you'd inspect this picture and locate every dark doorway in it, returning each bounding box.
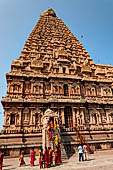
[63,67,66,74]
[64,84,68,96]
[10,114,15,125]
[49,117,54,122]
[64,106,73,128]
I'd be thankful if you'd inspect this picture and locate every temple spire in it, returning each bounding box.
[41,8,56,17]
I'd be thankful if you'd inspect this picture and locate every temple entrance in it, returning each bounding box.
[42,108,68,160]
[64,84,68,96]
[49,117,54,123]
[42,109,59,149]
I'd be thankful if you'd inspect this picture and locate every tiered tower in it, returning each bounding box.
[1,8,113,156]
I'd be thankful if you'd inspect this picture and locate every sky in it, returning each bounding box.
[0,0,113,130]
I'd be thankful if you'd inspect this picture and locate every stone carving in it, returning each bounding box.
[22,107,30,125]
[1,8,113,156]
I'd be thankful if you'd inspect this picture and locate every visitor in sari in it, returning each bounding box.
[19,150,26,166]
[44,147,48,168]
[30,148,36,166]
[39,147,43,169]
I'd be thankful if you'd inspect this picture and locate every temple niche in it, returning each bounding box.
[1,8,113,157]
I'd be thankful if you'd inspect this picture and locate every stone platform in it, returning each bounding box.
[2,150,113,170]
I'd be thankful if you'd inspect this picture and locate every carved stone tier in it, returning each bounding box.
[1,8,113,157]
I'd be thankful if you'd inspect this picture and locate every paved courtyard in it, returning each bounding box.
[2,150,113,170]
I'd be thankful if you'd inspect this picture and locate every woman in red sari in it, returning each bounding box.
[44,147,48,168]
[30,148,36,166]
[58,145,62,164]
[0,151,4,170]
[48,125,52,141]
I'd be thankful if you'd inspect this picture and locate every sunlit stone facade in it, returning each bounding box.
[1,8,113,156]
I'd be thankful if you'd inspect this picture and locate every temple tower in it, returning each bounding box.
[1,8,113,156]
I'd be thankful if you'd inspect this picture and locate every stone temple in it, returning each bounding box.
[1,8,113,157]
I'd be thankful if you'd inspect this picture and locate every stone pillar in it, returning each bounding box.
[105,109,110,124]
[73,107,76,127]
[69,84,71,97]
[51,82,53,95]
[4,110,7,126]
[91,114,93,124]
[80,108,85,124]
[7,83,10,93]
[89,109,93,124]
[76,108,80,125]
[9,113,11,126]
[42,116,48,150]
[30,109,33,125]
[30,82,34,94]
[101,87,103,96]
[97,109,101,124]
[61,107,65,127]
[20,82,23,93]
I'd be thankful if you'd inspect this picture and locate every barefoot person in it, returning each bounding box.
[30,148,36,166]
[19,150,26,166]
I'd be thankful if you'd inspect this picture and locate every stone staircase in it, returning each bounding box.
[52,128,68,160]
[45,126,68,160]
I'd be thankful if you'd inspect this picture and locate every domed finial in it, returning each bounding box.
[41,8,56,17]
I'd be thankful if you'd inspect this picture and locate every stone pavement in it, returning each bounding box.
[2,150,113,170]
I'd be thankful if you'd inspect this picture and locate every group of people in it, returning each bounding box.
[19,148,36,167]
[37,119,61,168]
[0,143,89,169]
[19,119,61,168]
[78,144,89,161]
[39,146,61,169]
[47,119,57,141]
[19,145,61,169]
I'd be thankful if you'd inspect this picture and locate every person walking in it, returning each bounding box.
[30,148,36,166]
[19,150,26,166]
[78,144,84,161]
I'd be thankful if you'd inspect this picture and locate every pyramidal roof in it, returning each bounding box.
[9,8,113,80]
